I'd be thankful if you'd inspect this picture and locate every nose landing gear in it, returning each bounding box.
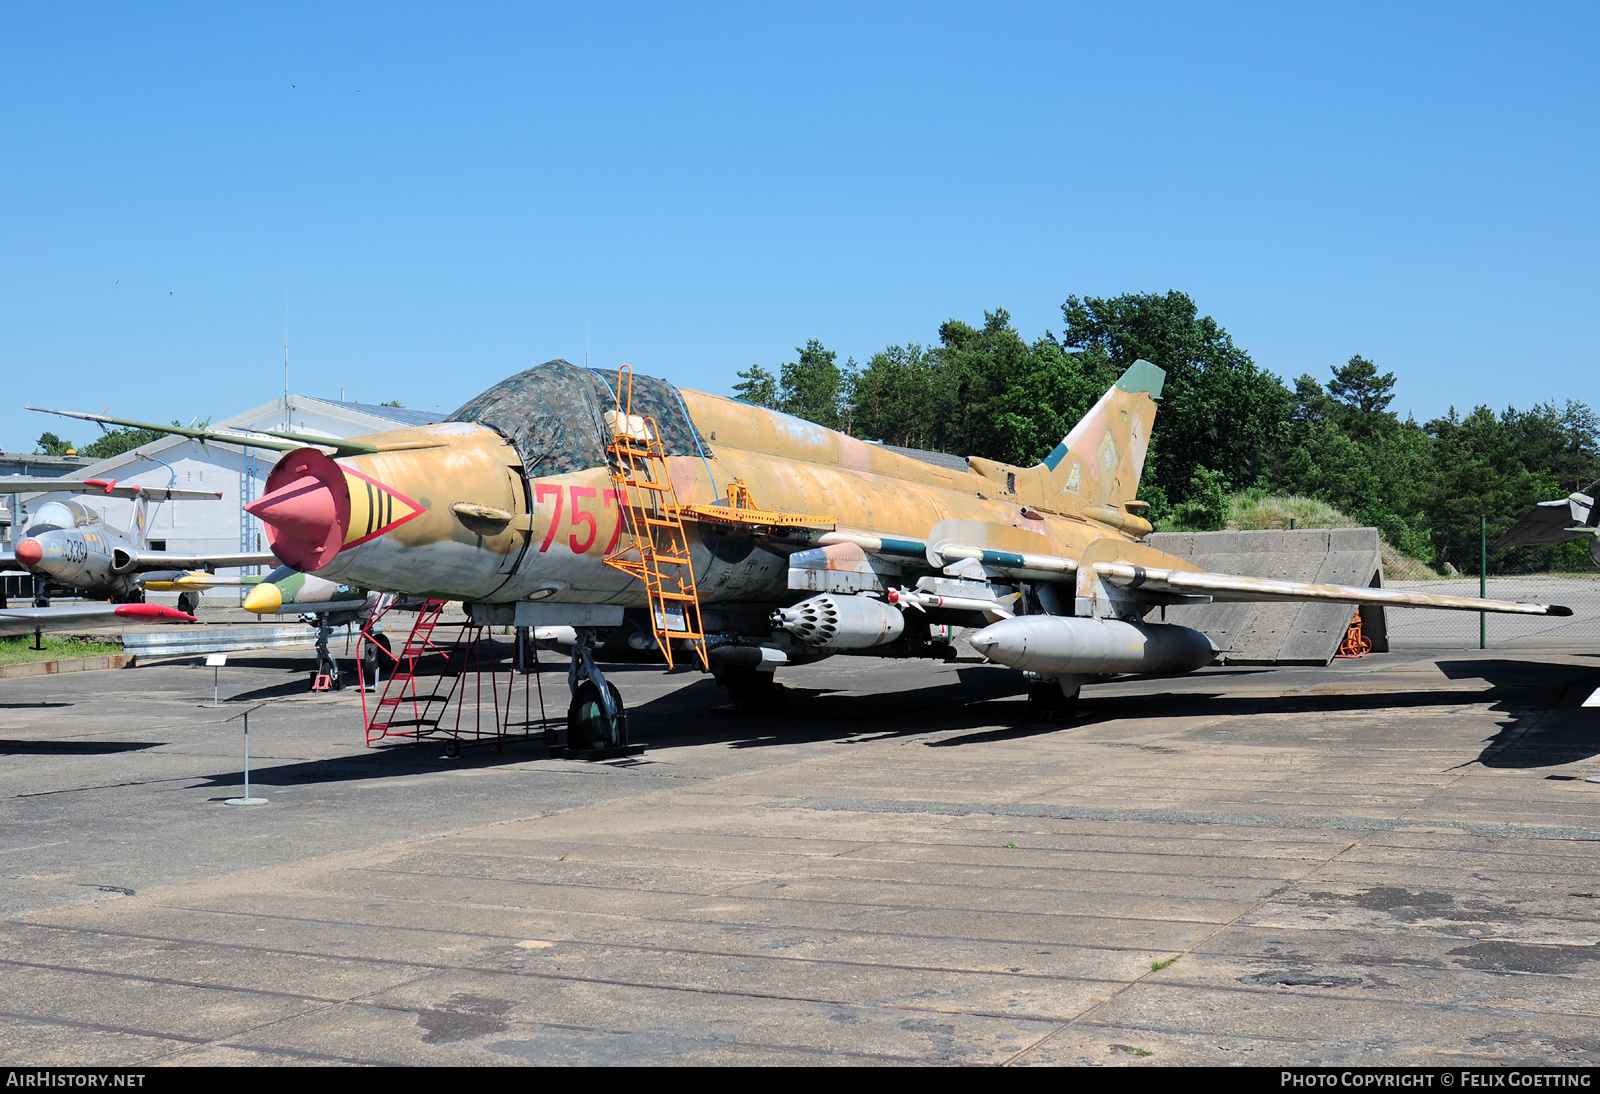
[309,614,343,691]
[568,679,627,749]
[554,629,643,759]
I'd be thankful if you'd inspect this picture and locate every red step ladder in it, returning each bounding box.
[358,599,551,749]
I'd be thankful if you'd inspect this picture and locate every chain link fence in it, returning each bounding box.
[1385,516,1600,649]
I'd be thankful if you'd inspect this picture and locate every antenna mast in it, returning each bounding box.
[283,284,290,431]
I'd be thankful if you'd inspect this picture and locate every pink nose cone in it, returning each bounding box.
[246,474,338,545]
[15,538,43,567]
[245,447,351,571]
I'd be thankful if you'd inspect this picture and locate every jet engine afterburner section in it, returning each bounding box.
[773,594,905,649]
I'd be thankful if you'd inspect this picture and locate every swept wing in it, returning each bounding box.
[809,526,1568,618]
[25,408,449,457]
[1094,562,1569,617]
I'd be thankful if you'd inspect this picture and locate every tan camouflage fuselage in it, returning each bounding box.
[308,377,1177,608]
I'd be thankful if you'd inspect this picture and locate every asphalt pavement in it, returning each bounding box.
[2,634,1599,1065]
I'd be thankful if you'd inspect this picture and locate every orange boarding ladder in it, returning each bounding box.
[602,365,709,671]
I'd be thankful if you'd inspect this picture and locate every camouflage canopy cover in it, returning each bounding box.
[448,359,711,477]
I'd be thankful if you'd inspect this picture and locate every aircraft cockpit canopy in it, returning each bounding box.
[23,500,97,536]
[448,359,710,478]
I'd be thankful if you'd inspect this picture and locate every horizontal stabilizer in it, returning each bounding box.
[1094,562,1571,617]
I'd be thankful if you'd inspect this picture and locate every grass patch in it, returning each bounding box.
[1223,493,1439,580]
[1003,841,1018,849]
[0,634,123,667]
[1149,956,1178,972]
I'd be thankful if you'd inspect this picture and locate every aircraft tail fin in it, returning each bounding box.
[1027,359,1163,515]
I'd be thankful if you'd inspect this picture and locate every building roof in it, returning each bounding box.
[0,453,92,478]
[297,397,444,429]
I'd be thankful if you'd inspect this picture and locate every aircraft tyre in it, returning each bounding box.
[1026,679,1078,722]
[568,680,628,750]
[176,592,199,615]
[360,633,392,676]
[312,652,343,691]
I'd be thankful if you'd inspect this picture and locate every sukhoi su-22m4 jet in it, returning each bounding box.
[36,359,1570,747]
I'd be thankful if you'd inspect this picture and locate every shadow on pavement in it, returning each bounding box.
[1436,658,1600,769]
[626,668,1035,750]
[0,739,161,755]
[227,679,324,702]
[191,654,1600,783]
[190,735,550,788]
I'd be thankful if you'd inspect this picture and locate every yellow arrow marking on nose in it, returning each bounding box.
[342,467,425,548]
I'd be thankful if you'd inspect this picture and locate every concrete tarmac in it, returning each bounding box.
[2,634,1600,1066]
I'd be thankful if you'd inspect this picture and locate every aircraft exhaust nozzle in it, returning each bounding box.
[14,538,42,567]
[773,594,905,649]
[246,448,351,571]
[969,615,1216,676]
[110,547,140,574]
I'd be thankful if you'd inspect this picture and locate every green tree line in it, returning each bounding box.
[34,423,194,460]
[733,292,1600,574]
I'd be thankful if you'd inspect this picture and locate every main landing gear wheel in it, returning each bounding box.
[1026,679,1077,722]
[567,680,628,750]
[176,591,199,615]
[361,633,392,676]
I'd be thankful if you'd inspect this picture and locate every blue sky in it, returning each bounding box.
[2,3,1595,451]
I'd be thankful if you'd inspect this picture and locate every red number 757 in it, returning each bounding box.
[535,484,623,555]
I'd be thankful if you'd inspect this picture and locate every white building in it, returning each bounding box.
[17,396,441,601]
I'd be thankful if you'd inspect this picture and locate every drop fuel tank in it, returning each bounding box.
[969,615,1216,676]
